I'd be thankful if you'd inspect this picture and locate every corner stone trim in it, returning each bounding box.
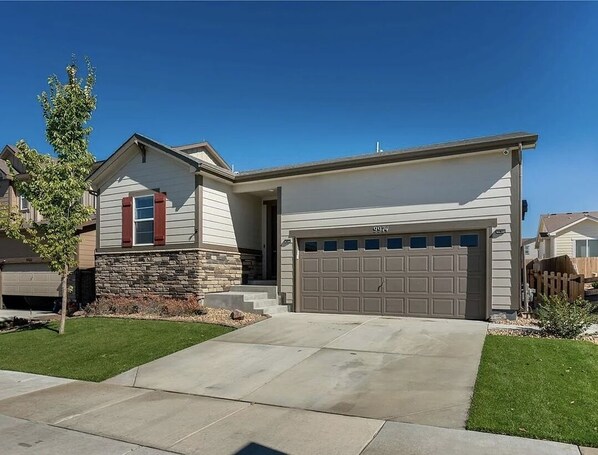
[95,249,262,301]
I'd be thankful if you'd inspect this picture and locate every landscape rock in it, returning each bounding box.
[231,309,245,320]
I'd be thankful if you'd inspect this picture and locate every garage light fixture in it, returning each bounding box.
[490,229,507,238]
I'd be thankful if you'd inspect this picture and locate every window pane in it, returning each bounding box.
[387,238,403,249]
[460,234,479,248]
[589,240,598,257]
[324,240,337,252]
[135,196,154,208]
[434,235,452,248]
[136,207,154,220]
[135,220,154,244]
[304,241,317,252]
[344,239,358,251]
[576,240,587,258]
[410,237,427,249]
[136,220,154,233]
[365,239,380,250]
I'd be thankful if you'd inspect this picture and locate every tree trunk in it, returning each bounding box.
[59,264,68,335]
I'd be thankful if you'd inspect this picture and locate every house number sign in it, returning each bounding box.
[372,226,389,233]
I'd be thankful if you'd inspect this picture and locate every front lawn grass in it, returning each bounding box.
[467,334,598,447]
[0,317,233,382]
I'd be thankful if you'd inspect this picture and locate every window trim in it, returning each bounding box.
[133,195,155,246]
[18,195,29,212]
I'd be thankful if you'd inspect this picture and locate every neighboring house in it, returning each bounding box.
[523,237,538,263]
[535,211,598,260]
[0,145,98,305]
[90,131,537,320]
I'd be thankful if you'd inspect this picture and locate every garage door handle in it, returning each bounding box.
[377,280,384,292]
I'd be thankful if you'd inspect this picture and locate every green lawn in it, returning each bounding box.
[0,318,233,382]
[468,335,598,447]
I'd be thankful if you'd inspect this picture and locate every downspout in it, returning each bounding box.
[518,143,530,313]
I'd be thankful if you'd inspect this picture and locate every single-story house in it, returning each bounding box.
[90,131,537,320]
[535,211,598,260]
[0,145,98,306]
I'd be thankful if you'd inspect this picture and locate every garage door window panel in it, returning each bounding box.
[460,234,479,248]
[304,241,318,252]
[410,237,427,249]
[343,239,358,251]
[387,238,403,249]
[365,239,380,250]
[434,235,452,248]
[324,240,337,252]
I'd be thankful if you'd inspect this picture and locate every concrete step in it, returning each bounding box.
[261,305,290,315]
[250,299,280,309]
[230,285,278,299]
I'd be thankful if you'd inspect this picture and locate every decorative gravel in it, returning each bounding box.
[496,316,540,326]
[86,307,268,328]
[488,328,598,345]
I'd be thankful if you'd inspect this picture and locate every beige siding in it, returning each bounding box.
[277,151,516,310]
[99,146,196,248]
[202,177,261,250]
[555,220,598,257]
[186,148,216,165]
[77,229,96,269]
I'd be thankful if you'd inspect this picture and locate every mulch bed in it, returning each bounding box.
[84,307,268,328]
[0,318,49,334]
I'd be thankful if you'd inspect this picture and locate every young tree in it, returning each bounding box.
[0,59,96,334]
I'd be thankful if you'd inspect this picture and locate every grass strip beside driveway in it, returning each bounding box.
[0,317,233,382]
[468,334,598,447]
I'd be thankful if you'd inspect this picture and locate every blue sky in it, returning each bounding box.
[0,2,596,238]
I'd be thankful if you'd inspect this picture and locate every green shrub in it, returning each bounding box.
[592,281,598,289]
[537,293,596,339]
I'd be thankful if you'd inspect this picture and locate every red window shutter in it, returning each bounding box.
[122,197,133,248]
[154,192,166,246]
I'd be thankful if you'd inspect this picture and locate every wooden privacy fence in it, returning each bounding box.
[527,270,585,301]
[571,257,598,277]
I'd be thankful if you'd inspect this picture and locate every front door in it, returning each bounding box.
[265,201,277,280]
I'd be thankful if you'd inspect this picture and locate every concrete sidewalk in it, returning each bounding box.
[0,370,73,401]
[0,376,589,455]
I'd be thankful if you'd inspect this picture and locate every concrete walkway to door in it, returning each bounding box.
[108,313,487,429]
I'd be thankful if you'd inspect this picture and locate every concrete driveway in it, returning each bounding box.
[110,313,487,429]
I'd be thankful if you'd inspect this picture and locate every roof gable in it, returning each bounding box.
[88,133,207,187]
[539,211,598,234]
[173,142,231,170]
[0,145,26,174]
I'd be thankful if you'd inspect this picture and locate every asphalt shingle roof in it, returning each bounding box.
[540,211,598,233]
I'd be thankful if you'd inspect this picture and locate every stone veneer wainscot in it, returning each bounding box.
[95,249,262,301]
